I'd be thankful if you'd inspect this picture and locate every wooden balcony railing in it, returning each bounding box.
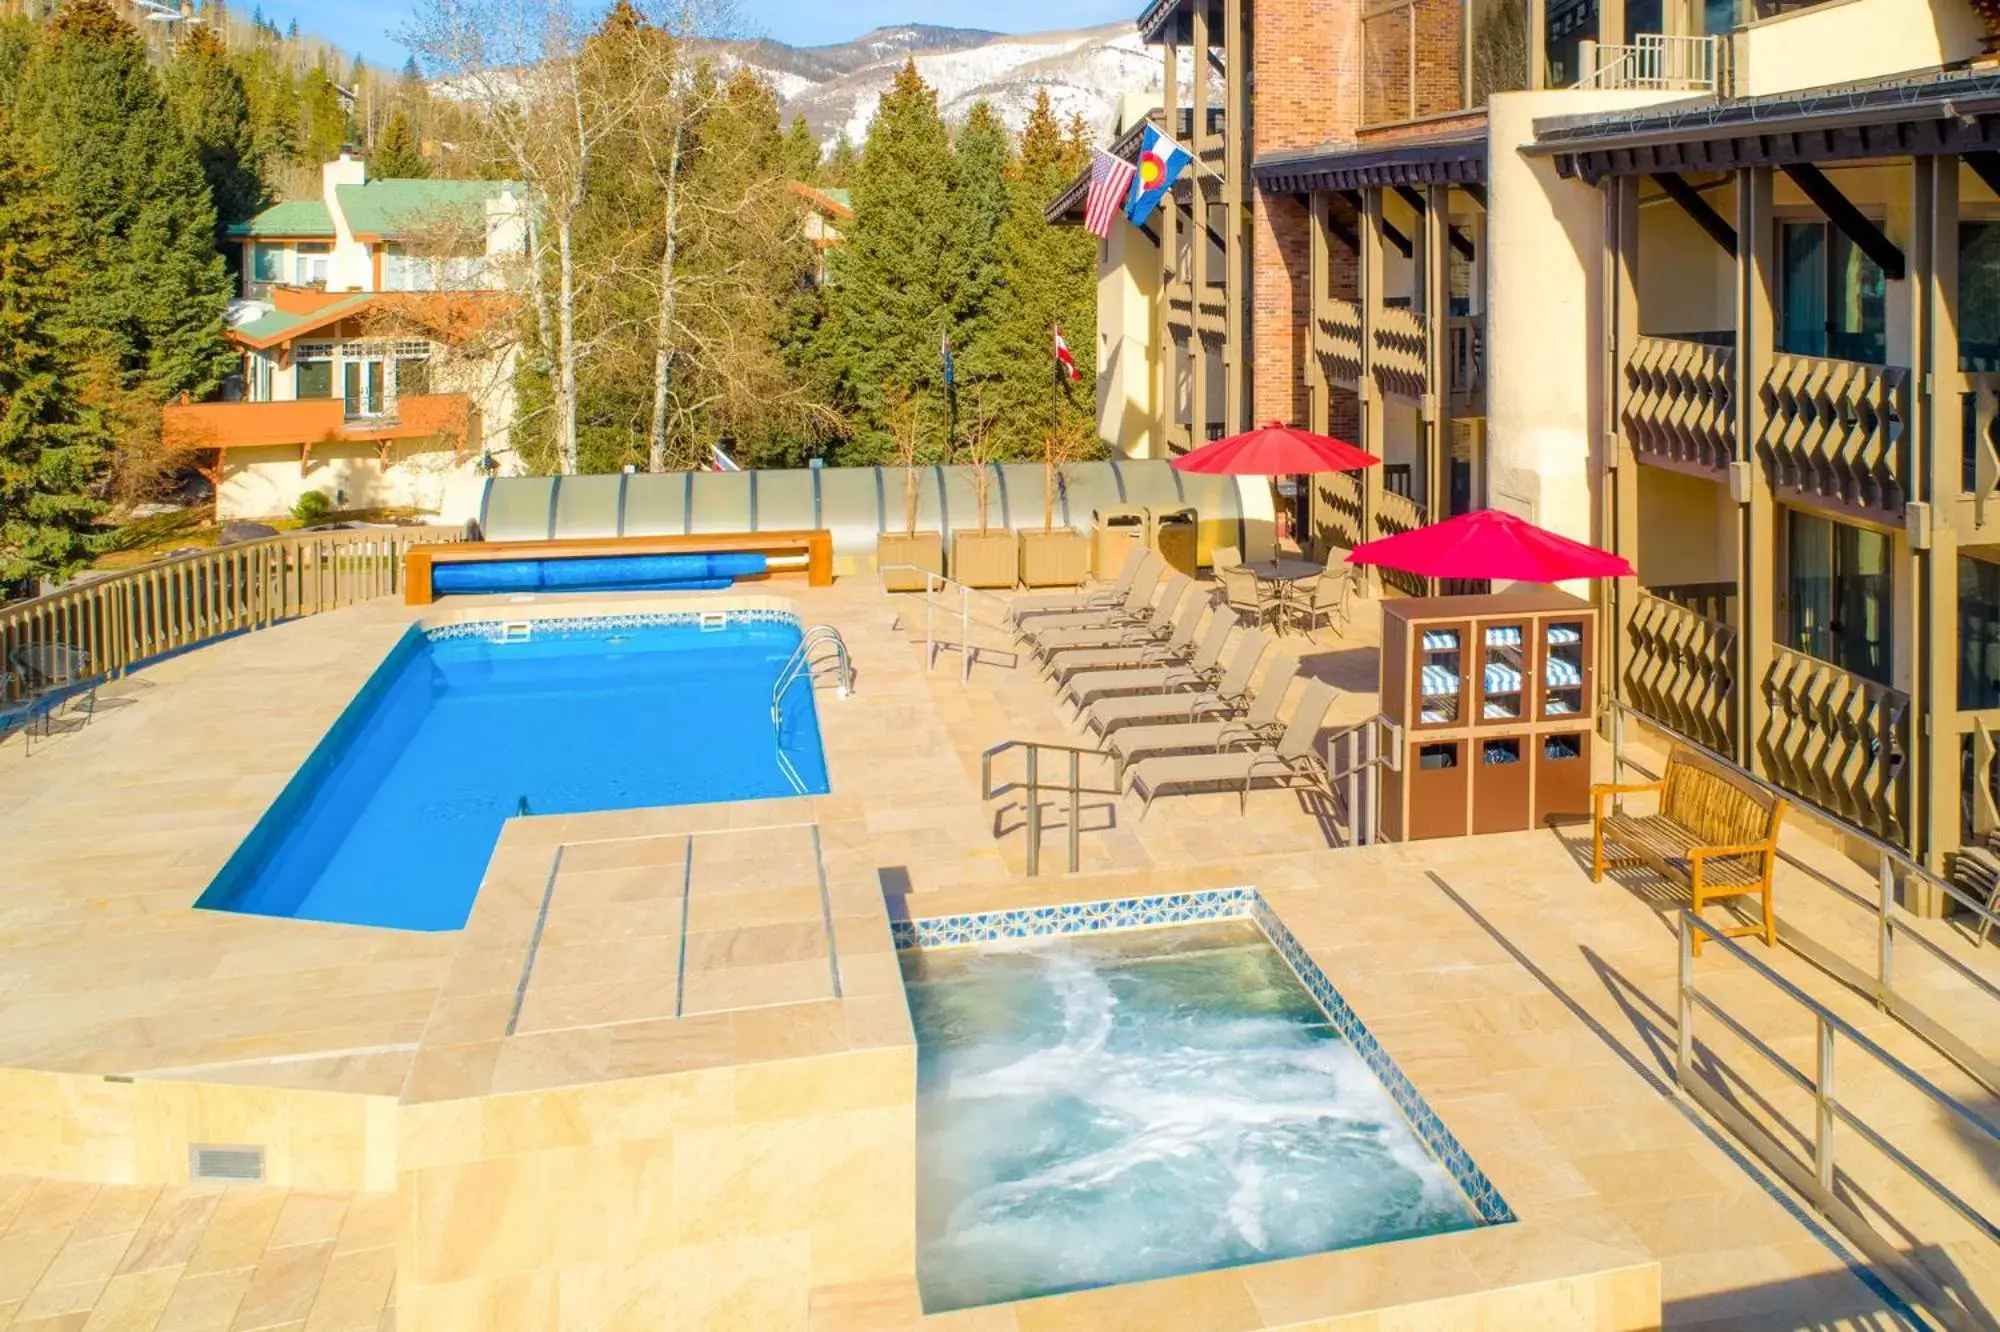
[1759,353,1909,520]
[1446,316,1484,414]
[1315,468,1365,551]
[1372,304,1428,402]
[1626,590,1737,755]
[1625,335,1734,473]
[0,526,465,701]
[1964,370,2000,510]
[1317,296,1365,390]
[1371,489,1430,596]
[1759,644,1911,846]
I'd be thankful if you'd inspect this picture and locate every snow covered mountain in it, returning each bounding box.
[728,23,1182,151]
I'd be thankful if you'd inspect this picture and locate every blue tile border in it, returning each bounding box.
[424,608,800,642]
[893,888,1516,1227]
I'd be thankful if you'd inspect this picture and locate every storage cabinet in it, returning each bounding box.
[1381,592,1598,840]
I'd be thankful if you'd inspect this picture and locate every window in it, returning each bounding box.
[250,244,285,284]
[1786,510,1893,685]
[295,343,334,399]
[295,243,330,288]
[1961,556,2000,709]
[1962,222,2000,369]
[394,340,431,398]
[247,351,273,403]
[1469,0,1529,105]
[1779,220,1886,364]
[1543,0,1597,88]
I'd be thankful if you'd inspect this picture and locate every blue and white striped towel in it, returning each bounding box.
[1421,630,1459,652]
[1483,663,1522,693]
[1421,665,1459,696]
[1545,659,1583,687]
[1546,625,1582,645]
[1485,626,1522,648]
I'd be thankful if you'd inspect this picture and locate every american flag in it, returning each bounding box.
[1083,149,1138,239]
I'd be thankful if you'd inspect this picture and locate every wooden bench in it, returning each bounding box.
[403,530,834,605]
[1590,748,1787,955]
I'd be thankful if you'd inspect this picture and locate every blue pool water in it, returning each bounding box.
[902,921,1479,1312]
[198,616,829,931]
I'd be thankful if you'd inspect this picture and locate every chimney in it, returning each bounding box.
[323,149,367,203]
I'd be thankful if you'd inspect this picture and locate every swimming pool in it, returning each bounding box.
[898,901,1507,1312]
[197,613,829,931]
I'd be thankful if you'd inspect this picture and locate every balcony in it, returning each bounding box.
[1624,335,1735,474]
[1759,644,1911,844]
[1372,304,1429,402]
[164,394,476,459]
[1574,35,1729,93]
[1626,588,1738,755]
[1316,297,1365,390]
[1759,353,1909,520]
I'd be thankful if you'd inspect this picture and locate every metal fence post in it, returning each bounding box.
[962,584,972,685]
[1025,746,1040,878]
[1676,914,1695,1091]
[1068,750,1081,872]
[1815,1014,1837,1195]
[1878,856,1896,1008]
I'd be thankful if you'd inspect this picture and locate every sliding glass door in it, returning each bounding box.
[1779,220,1886,364]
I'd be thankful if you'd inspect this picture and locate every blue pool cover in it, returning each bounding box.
[430,551,769,595]
[197,617,828,931]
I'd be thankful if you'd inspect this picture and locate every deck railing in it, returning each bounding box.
[1371,489,1430,596]
[1625,335,1735,473]
[1964,371,2000,508]
[1577,33,1729,92]
[1317,296,1365,389]
[1759,644,1912,846]
[1626,590,1737,755]
[1372,303,1428,402]
[0,526,465,700]
[1760,353,1910,520]
[1314,468,1366,552]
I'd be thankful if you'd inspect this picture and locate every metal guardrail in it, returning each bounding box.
[1611,697,2000,1099]
[981,739,1122,876]
[1325,712,1400,847]
[881,564,1020,683]
[0,525,466,705]
[1677,910,2000,1329]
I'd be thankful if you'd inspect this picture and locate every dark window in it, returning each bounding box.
[295,357,333,399]
[1961,556,2000,709]
[1961,222,2000,369]
[1779,220,1886,364]
[1786,510,1893,685]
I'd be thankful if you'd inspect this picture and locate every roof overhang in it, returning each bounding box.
[1136,0,1184,42]
[1530,68,2000,182]
[1252,129,1488,195]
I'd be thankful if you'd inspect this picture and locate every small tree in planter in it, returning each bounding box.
[1018,416,1094,587]
[877,390,944,591]
[951,395,1015,587]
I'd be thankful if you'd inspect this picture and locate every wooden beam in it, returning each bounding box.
[1652,171,1737,258]
[1463,183,1487,210]
[1780,163,1906,279]
[1382,219,1414,259]
[1966,149,2000,202]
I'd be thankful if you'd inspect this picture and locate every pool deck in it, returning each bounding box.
[0,576,1993,1328]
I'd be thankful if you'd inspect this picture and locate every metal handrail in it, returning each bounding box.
[981,738,1122,876]
[771,623,852,729]
[1610,697,2000,1096]
[1323,712,1401,847]
[881,564,1018,683]
[1677,911,2000,1327]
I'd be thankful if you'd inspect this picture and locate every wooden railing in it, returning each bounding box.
[1446,315,1483,413]
[1372,303,1428,402]
[1759,353,1909,520]
[1624,335,1734,473]
[1965,371,2000,511]
[1371,489,1430,596]
[1626,590,1737,755]
[1759,644,1912,846]
[1317,296,1365,390]
[0,526,465,700]
[1315,469,1365,551]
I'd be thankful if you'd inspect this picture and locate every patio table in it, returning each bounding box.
[1247,558,1323,634]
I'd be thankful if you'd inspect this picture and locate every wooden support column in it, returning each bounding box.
[1422,182,1451,515]
[1734,166,1778,774]
[1607,175,1642,730]
[1307,193,1329,433]
[1222,0,1246,433]
[1160,37,1180,454]
[1360,188,1386,549]
[1190,2,1210,446]
[1914,153,1964,887]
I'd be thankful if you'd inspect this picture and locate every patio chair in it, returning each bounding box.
[1126,680,1341,817]
[1029,575,1195,662]
[1061,612,1238,712]
[0,671,52,750]
[1009,550,1164,626]
[1217,564,1277,630]
[1103,650,1305,779]
[7,643,97,730]
[1080,629,1272,737]
[1289,565,1358,637]
[1014,556,1169,642]
[1041,582,1212,682]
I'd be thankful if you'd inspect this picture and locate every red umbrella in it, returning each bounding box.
[1171,420,1381,474]
[1347,508,1633,582]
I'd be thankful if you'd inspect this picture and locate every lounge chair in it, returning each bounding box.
[1061,613,1240,712]
[1009,550,1164,626]
[1126,679,1340,816]
[1013,557,1169,641]
[7,644,96,731]
[1079,629,1271,736]
[1103,651,1305,778]
[1041,582,1211,681]
[1028,575,1195,659]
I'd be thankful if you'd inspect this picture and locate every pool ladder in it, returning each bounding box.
[771,626,851,796]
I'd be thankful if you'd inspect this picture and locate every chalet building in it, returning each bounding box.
[1053,0,2000,870]
[163,152,526,524]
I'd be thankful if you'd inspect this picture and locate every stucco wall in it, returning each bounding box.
[219,443,488,524]
[1636,467,1735,586]
[1098,221,1164,459]
[1733,0,1984,97]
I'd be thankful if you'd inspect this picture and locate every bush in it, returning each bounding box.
[291,490,333,523]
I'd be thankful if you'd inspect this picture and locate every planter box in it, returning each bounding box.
[878,531,944,591]
[1018,528,1090,588]
[952,529,1017,589]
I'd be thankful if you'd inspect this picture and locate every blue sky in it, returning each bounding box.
[255,0,1140,68]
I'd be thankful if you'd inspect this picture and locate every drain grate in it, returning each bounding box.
[189,1144,265,1183]
[698,611,729,632]
[497,621,532,644]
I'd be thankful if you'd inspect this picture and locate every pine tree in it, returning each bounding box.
[164,23,263,245]
[817,61,965,462]
[297,66,348,162]
[0,14,32,106]
[823,131,857,187]
[10,0,232,401]
[371,109,426,177]
[947,101,1011,396]
[0,124,110,585]
[987,89,1097,450]
[781,115,820,182]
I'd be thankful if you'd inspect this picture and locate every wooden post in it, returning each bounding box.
[1734,166,1778,774]
[1914,153,1963,893]
[1607,175,1642,737]
[1360,188,1387,547]
[1190,1,1211,447]
[1223,0,1246,434]
[1423,182,1451,515]
[1161,37,1180,455]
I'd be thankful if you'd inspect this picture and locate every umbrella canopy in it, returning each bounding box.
[1347,508,1633,582]
[1170,420,1381,475]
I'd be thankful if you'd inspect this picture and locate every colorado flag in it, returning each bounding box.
[1125,124,1192,228]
